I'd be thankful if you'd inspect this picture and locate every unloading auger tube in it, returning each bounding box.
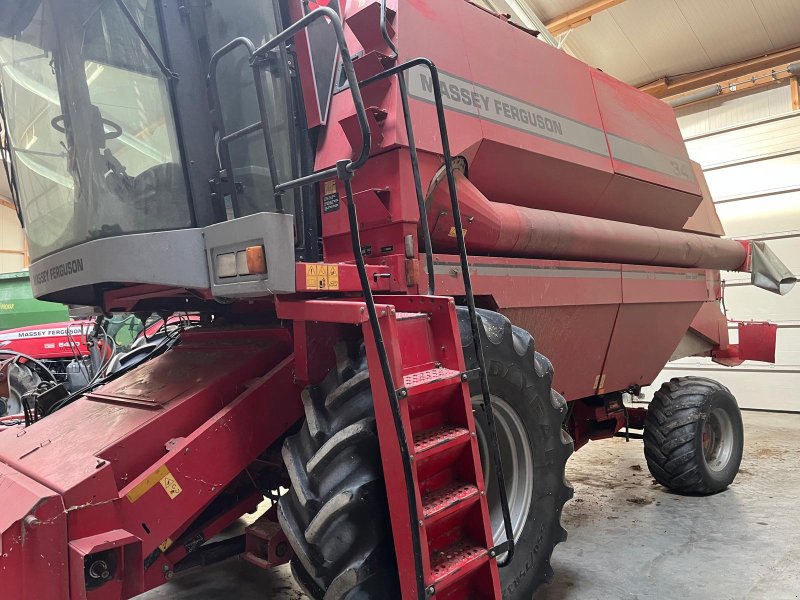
[426,160,748,272]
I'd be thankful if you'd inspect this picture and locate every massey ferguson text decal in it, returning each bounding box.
[32,258,84,285]
[0,325,86,341]
[407,68,610,158]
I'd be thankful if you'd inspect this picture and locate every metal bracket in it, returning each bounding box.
[488,540,510,559]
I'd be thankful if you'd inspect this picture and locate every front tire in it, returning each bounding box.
[644,377,744,495]
[458,308,573,598]
[277,344,398,599]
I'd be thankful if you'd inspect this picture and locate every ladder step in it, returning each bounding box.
[413,425,470,458]
[422,482,480,523]
[430,541,489,590]
[403,368,462,396]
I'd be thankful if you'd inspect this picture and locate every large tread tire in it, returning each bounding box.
[278,345,399,600]
[458,308,573,599]
[644,377,744,495]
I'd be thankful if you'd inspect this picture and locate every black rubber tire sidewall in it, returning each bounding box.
[644,377,744,495]
[471,378,566,599]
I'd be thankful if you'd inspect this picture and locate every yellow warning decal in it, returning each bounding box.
[126,465,182,502]
[159,538,173,553]
[305,264,339,290]
[448,226,467,239]
[160,470,183,499]
[324,180,337,195]
[327,265,340,290]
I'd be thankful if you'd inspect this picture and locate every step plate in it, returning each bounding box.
[422,482,479,521]
[430,541,488,587]
[404,368,461,389]
[413,425,470,456]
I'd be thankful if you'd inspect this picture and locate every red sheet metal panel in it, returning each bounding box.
[0,461,68,599]
[314,0,703,235]
[599,266,713,394]
[600,301,704,394]
[431,255,623,400]
[502,305,620,401]
[591,69,700,197]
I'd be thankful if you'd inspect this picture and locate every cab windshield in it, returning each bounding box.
[0,0,190,261]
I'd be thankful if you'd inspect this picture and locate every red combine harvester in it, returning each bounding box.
[0,1,795,598]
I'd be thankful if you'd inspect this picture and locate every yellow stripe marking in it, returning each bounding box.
[126,465,170,503]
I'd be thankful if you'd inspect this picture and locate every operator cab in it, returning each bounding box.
[0,0,323,306]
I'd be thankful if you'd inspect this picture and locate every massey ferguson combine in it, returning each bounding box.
[0,0,795,598]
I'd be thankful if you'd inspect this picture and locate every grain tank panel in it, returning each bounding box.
[317,0,704,233]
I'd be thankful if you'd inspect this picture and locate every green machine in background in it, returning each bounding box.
[0,270,69,330]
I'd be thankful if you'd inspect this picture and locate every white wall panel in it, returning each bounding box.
[723,278,800,324]
[703,153,800,201]
[685,113,800,168]
[716,192,800,238]
[650,91,800,411]
[676,85,791,138]
[653,367,799,412]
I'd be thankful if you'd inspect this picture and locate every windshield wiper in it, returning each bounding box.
[111,0,178,80]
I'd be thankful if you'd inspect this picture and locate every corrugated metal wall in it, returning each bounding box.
[653,84,800,412]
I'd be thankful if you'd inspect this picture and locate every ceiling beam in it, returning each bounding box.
[640,45,800,99]
[666,63,798,109]
[545,0,627,36]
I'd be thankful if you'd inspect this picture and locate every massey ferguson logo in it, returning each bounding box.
[413,71,567,138]
[32,258,84,285]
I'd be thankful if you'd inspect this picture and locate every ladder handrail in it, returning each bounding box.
[360,56,517,566]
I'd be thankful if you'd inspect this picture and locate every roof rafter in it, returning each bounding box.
[640,45,800,99]
[545,0,627,36]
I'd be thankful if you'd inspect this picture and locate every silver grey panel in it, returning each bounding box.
[29,229,210,299]
[204,212,296,298]
[606,134,696,183]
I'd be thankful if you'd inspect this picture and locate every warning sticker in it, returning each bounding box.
[327,265,340,290]
[159,538,173,553]
[159,471,183,500]
[323,180,340,213]
[448,226,467,238]
[305,264,340,290]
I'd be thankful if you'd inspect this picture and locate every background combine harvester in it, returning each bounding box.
[0,0,795,599]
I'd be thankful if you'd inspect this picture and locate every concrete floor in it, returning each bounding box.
[139,411,800,600]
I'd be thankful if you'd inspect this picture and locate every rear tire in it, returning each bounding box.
[277,344,398,599]
[458,308,573,598]
[644,377,744,495]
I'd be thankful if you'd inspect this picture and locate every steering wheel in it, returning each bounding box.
[51,115,123,141]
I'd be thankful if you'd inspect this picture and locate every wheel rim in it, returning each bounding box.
[702,407,735,472]
[472,395,534,547]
